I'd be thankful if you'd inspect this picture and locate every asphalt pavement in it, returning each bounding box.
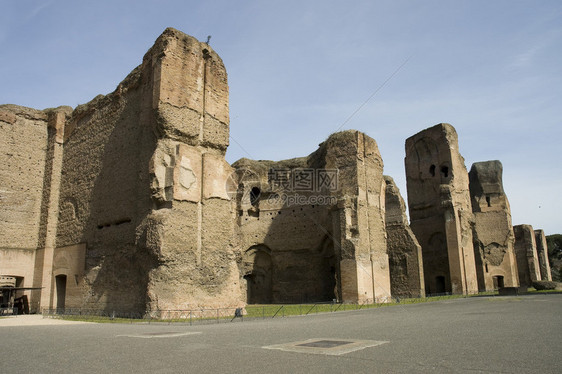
[1,294,561,373]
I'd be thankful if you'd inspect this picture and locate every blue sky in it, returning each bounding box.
[1,0,561,234]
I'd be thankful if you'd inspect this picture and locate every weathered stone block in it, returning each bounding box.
[385,176,425,298]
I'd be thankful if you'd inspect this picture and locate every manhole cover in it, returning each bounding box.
[297,340,353,348]
[264,338,388,356]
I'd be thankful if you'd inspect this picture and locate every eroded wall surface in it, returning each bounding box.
[55,28,239,312]
[513,224,541,288]
[0,105,72,312]
[0,106,48,250]
[141,29,240,310]
[534,229,552,281]
[384,176,425,298]
[469,161,519,290]
[233,130,391,304]
[313,131,390,303]
[233,158,336,304]
[405,123,478,295]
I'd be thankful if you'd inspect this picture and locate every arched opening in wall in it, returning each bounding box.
[318,237,337,302]
[440,165,449,178]
[55,275,67,313]
[250,187,261,207]
[492,275,504,289]
[244,247,272,304]
[411,138,439,179]
[486,195,491,207]
[426,232,451,294]
[435,276,446,294]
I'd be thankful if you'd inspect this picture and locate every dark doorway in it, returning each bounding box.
[245,250,272,304]
[55,275,67,312]
[435,276,446,294]
[493,275,504,289]
[250,187,260,207]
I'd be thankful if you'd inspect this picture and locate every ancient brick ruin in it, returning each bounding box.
[513,225,542,288]
[404,124,478,295]
[469,161,519,291]
[534,229,552,281]
[384,176,424,298]
[0,28,552,314]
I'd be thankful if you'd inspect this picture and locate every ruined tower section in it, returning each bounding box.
[534,229,552,281]
[55,28,239,313]
[384,176,425,298]
[142,29,240,310]
[405,123,478,295]
[321,131,391,303]
[469,161,519,291]
[513,225,541,288]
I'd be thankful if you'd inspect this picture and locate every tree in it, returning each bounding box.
[546,234,562,282]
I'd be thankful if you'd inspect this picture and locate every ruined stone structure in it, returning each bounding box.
[2,28,551,314]
[384,176,425,298]
[513,225,541,288]
[405,123,478,295]
[468,161,519,291]
[534,229,552,281]
[0,28,396,314]
[233,130,391,304]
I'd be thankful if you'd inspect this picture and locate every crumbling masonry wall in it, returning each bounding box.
[318,131,390,303]
[0,106,49,311]
[232,130,391,304]
[232,157,336,304]
[405,123,478,295]
[53,28,240,313]
[469,161,519,291]
[513,224,541,288]
[0,105,73,312]
[384,176,425,298]
[534,229,552,281]
[140,29,240,311]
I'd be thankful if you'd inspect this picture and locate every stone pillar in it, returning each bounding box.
[405,123,478,295]
[143,28,240,310]
[38,110,68,310]
[469,161,519,291]
[321,131,390,303]
[513,225,541,288]
[534,229,552,281]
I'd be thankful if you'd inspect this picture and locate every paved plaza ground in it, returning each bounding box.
[1,294,561,373]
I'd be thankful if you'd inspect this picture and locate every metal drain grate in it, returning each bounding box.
[297,340,353,348]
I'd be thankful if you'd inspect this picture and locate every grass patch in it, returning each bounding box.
[52,291,525,324]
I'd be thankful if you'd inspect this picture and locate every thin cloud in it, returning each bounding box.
[26,0,54,21]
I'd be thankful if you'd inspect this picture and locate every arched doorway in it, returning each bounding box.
[243,246,272,304]
[492,275,504,289]
[55,274,67,312]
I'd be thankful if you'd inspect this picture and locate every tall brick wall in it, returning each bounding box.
[405,123,478,295]
[469,160,519,291]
